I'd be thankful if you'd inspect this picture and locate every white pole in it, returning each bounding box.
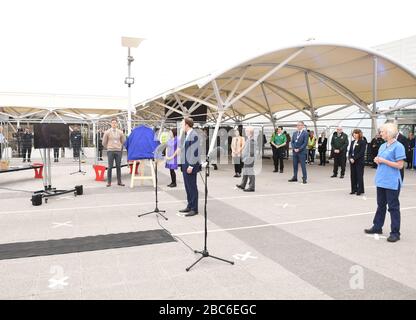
[127,47,132,136]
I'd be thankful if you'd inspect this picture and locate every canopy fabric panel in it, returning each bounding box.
[136,43,416,122]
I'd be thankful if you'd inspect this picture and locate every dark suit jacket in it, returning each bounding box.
[318,137,327,152]
[291,130,308,154]
[397,133,409,152]
[348,139,366,164]
[181,129,201,174]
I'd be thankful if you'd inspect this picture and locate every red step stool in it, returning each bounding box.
[33,163,44,179]
[93,164,106,182]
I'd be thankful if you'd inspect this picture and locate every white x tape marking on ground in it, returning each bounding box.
[366,234,387,240]
[48,276,69,289]
[233,252,258,261]
[52,221,73,228]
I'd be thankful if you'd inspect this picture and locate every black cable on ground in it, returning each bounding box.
[0,187,33,193]
[156,214,195,253]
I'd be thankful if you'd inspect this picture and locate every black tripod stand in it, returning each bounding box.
[138,159,167,220]
[186,156,234,272]
[70,148,86,175]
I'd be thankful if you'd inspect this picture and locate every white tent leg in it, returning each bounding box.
[371,56,378,138]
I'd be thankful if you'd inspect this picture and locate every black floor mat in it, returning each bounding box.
[0,229,175,260]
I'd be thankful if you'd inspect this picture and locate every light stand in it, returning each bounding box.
[186,156,234,272]
[32,148,82,205]
[70,128,86,175]
[138,159,167,220]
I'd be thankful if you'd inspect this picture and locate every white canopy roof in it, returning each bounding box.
[136,42,416,124]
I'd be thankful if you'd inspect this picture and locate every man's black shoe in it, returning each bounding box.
[364,228,382,234]
[340,175,344,179]
[236,184,244,189]
[273,169,278,172]
[179,208,191,213]
[331,174,337,178]
[279,170,283,173]
[302,179,307,184]
[185,210,198,217]
[288,178,298,182]
[244,189,255,192]
[167,183,177,188]
[350,191,356,195]
[387,235,400,242]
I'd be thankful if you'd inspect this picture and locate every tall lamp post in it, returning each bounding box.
[121,36,144,135]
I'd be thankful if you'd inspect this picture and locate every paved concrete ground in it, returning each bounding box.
[0,156,415,300]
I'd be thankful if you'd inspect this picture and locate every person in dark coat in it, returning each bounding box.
[331,127,349,178]
[21,128,33,163]
[349,129,367,195]
[284,131,291,159]
[318,132,328,166]
[370,133,384,168]
[70,126,82,161]
[96,129,104,161]
[396,132,408,181]
[406,132,415,169]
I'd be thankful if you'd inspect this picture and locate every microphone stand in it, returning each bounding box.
[138,158,167,220]
[186,155,234,272]
[70,148,86,175]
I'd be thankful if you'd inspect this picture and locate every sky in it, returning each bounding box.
[0,0,415,105]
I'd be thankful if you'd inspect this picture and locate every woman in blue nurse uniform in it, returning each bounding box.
[365,123,406,243]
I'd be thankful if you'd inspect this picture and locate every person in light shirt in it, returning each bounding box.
[365,123,406,243]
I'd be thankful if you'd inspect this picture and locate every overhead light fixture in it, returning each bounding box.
[121,37,144,48]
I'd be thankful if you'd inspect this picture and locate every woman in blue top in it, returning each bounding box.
[365,123,406,243]
[165,128,179,188]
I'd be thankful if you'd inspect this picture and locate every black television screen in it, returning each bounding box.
[34,123,70,149]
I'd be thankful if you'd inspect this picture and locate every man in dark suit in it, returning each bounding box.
[331,126,349,178]
[406,132,415,170]
[396,132,408,181]
[70,126,82,161]
[349,129,367,195]
[236,127,256,192]
[289,121,309,184]
[179,118,201,217]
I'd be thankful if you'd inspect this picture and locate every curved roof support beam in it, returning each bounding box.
[226,48,305,109]
[263,82,312,118]
[305,72,319,134]
[173,93,188,114]
[379,99,416,115]
[187,72,246,113]
[260,83,276,129]
[211,80,224,108]
[224,66,249,106]
[274,110,302,121]
[249,62,372,114]
[318,104,353,118]
[154,101,186,117]
[308,73,372,115]
[239,97,272,121]
[371,56,379,138]
[176,91,219,111]
[217,76,312,114]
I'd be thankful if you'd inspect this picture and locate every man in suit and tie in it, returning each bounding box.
[396,131,409,182]
[289,121,309,184]
[178,118,201,217]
